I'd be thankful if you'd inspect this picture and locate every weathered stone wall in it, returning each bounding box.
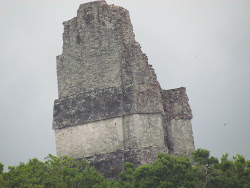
[53,0,195,178]
[55,117,124,159]
[53,85,164,129]
[55,113,167,178]
[54,0,164,131]
[57,1,131,98]
[167,119,195,156]
[55,113,165,158]
[161,87,195,156]
[57,1,160,99]
[123,114,165,150]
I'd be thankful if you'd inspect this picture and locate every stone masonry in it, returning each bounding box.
[53,0,195,178]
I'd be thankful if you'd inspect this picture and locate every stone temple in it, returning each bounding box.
[53,0,195,178]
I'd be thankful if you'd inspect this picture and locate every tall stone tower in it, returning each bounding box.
[53,0,195,178]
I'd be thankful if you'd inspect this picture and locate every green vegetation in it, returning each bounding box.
[1,149,249,188]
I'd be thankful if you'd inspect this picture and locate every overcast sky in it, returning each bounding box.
[1,0,250,171]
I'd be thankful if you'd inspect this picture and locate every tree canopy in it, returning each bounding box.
[1,149,249,188]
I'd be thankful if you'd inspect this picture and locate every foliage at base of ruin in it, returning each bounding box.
[1,149,249,188]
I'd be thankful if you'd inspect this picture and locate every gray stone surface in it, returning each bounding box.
[161,88,195,156]
[55,117,124,159]
[161,87,193,120]
[53,0,195,178]
[53,85,163,129]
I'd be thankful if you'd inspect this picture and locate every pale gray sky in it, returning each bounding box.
[1,0,250,171]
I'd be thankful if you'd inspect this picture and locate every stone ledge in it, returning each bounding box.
[53,85,164,129]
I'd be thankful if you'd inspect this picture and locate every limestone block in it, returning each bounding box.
[167,119,195,157]
[55,117,124,159]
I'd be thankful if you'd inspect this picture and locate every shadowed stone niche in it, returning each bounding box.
[53,0,195,178]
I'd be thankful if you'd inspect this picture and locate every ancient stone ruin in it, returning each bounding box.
[53,0,195,178]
